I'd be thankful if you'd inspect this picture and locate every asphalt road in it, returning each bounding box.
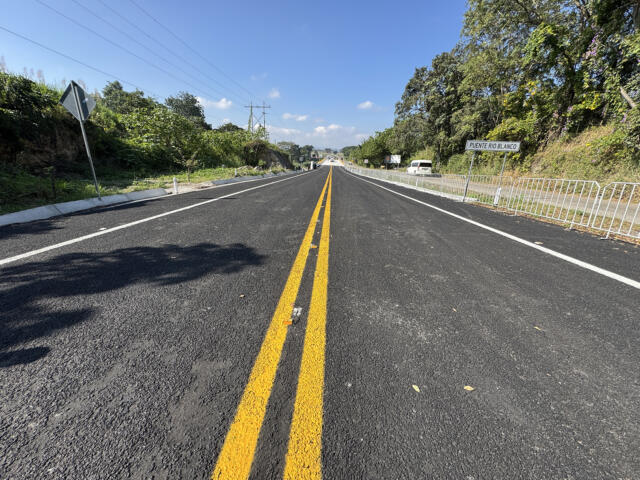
[1,167,639,479]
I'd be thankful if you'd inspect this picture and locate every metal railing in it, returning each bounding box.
[590,182,640,239]
[506,177,601,229]
[346,166,640,241]
[346,167,514,206]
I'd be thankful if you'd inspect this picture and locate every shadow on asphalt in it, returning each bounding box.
[0,199,160,241]
[0,218,64,241]
[0,242,266,367]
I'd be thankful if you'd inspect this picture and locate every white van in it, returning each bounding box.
[407,160,433,175]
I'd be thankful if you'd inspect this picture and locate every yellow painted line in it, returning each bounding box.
[284,167,333,479]
[211,170,331,480]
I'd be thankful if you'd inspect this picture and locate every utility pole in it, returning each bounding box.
[258,102,271,138]
[245,102,255,133]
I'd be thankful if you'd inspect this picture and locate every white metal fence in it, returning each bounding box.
[346,165,640,241]
[590,182,640,239]
[506,178,601,229]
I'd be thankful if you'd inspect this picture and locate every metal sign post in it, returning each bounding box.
[60,81,100,198]
[462,151,477,203]
[494,152,509,205]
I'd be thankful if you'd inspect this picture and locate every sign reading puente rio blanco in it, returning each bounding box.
[465,140,520,152]
[462,139,521,204]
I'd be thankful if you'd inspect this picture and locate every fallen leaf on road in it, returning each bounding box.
[412,385,420,393]
[464,385,475,392]
[239,294,245,298]
[534,241,544,245]
[310,244,318,249]
[533,326,542,331]
[452,308,457,312]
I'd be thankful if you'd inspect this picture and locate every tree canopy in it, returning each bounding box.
[165,91,211,130]
[349,1,640,172]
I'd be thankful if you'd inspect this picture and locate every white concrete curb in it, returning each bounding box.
[0,188,167,227]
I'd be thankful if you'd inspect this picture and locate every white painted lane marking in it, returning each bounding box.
[0,173,309,267]
[91,172,304,212]
[344,170,640,290]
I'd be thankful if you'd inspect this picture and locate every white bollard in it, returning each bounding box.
[173,177,178,194]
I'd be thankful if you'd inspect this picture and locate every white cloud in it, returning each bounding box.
[314,124,343,136]
[266,123,369,149]
[357,100,374,110]
[268,88,280,99]
[251,72,268,81]
[282,113,308,121]
[268,125,303,136]
[197,96,233,110]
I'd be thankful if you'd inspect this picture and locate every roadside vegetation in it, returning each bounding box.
[0,71,308,214]
[345,1,640,183]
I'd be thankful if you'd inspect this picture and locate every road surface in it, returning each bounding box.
[1,167,639,479]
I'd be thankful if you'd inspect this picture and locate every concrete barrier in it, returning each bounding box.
[0,205,62,226]
[0,188,168,227]
[123,188,166,201]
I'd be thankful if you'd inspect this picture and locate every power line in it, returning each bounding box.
[128,0,257,101]
[91,0,251,105]
[0,23,224,125]
[0,24,159,97]
[68,0,245,106]
[34,0,237,106]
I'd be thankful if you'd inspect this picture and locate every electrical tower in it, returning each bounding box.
[245,102,271,138]
[258,102,271,132]
[245,102,255,133]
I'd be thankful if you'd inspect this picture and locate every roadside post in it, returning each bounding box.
[462,151,477,202]
[463,140,521,204]
[60,81,100,198]
[173,177,178,194]
[495,152,509,206]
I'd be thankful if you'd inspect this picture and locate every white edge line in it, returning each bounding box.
[92,171,302,211]
[0,171,312,267]
[344,169,640,291]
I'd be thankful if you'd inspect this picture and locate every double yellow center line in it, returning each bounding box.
[212,167,333,480]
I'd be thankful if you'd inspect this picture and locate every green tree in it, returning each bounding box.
[215,122,243,132]
[165,91,211,130]
[101,81,155,114]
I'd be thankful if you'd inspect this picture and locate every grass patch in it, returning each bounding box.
[438,125,640,182]
[0,165,284,215]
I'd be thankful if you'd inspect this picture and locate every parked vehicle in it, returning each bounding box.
[407,160,432,175]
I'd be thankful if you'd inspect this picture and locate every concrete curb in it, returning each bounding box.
[0,188,167,227]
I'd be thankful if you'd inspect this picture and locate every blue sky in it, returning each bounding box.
[0,0,467,148]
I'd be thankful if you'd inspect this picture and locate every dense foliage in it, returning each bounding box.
[0,74,295,178]
[350,1,640,176]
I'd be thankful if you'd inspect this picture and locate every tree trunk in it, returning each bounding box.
[620,86,637,109]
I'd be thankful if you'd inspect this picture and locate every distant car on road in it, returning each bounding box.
[407,160,433,175]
